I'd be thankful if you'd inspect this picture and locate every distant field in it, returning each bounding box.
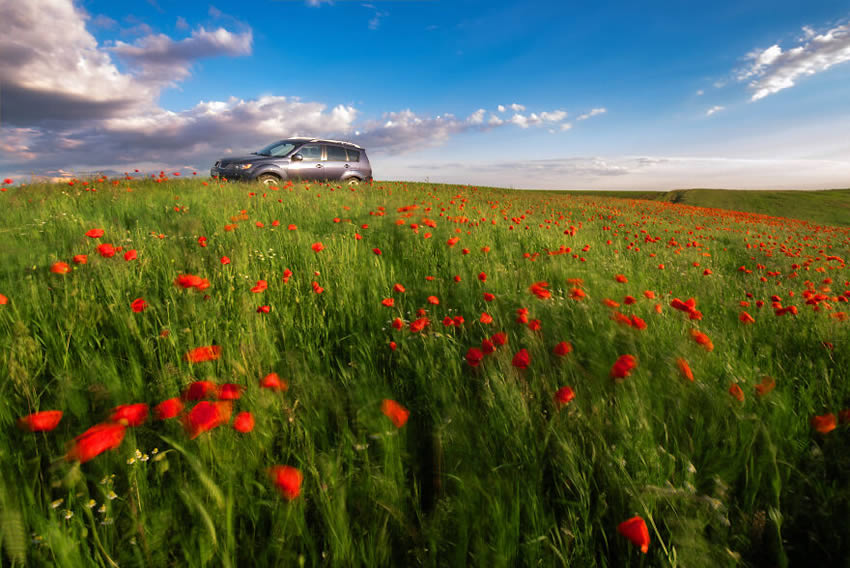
[524,187,850,228]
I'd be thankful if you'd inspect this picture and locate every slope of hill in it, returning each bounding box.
[531,188,850,227]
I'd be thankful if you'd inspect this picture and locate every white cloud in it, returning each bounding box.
[510,103,525,112]
[176,16,189,30]
[467,109,486,124]
[108,26,253,83]
[696,89,704,96]
[488,114,504,126]
[380,155,850,191]
[706,105,725,116]
[560,123,573,132]
[497,104,506,112]
[576,108,607,121]
[738,19,850,100]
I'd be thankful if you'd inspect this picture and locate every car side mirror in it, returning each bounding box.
[291,154,303,162]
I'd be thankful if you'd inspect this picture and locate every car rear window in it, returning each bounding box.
[326,146,348,161]
[346,149,360,162]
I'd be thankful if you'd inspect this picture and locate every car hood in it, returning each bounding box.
[215,155,265,167]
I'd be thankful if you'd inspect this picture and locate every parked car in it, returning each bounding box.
[210,138,371,186]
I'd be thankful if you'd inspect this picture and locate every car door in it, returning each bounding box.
[322,145,349,181]
[287,143,326,180]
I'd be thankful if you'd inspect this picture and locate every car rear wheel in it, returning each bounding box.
[257,173,281,186]
[346,177,362,187]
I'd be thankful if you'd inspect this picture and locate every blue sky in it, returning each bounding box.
[2,0,850,188]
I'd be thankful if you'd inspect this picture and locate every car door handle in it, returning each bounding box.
[315,164,323,168]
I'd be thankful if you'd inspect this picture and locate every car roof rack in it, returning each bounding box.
[306,138,362,149]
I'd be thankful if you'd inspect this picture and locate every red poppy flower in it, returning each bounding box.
[483,292,496,302]
[18,410,63,432]
[480,312,493,324]
[251,280,268,293]
[554,386,575,408]
[618,516,650,553]
[643,290,656,299]
[614,274,628,284]
[221,256,231,265]
[50,261,71,274]
[676,358,694,382]
[381,298,395,308]
[603,298,621,309]
[260,372,288,391]
[86,228,105,238]
[491,332,508,347]
[269,465,302,500]
[553,341,572,357]
[312,281,324,294]
[529,282,551,300]
[409,317,429,332]
[690,329,714,351]
[131,298,147,313]
[811,413,837,434]
[233,411,255,433]
[218,383,243,400]
[97,243,116,258]
[391,317,404,330]
[372,248,382,255]
[257,305,271,313]
[729,384,745,402]
[174,274,210,290]
[288,224,297,231]
[155,397,184,419]
[447,237,460,247]
[183,401,232,439]
[570,288,586,300]
[183,345,221,363]
[739,311,755,324]
[123,249,138,261]
[755,376,775,397]
[427,296,440,305]
[311,242,324,253]
[478,272,487,281]
[610,354,637,380]
[481,338,495,354]
[393,283,406,293]
[512,348,531,369]
[466,347,484,367]
[389,341,397,351]
[183,380,218,400]
[381,399,410,428]
[73,254,88,264]
[110,403,149,427]
[66,422,127,463]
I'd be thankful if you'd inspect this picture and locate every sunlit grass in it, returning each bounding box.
[0,176,848,566]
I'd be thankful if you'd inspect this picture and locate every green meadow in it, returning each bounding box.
[0,178,848,567]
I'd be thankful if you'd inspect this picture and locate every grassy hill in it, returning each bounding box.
[528,187,850,227]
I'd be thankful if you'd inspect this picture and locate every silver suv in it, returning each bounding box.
[210,137,372,186]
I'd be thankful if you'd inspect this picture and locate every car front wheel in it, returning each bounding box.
[346,177,362,187]
[257,173,281,186]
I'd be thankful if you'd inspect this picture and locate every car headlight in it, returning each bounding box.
[235,163,252,170]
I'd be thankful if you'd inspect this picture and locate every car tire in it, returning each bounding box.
[257,173,281,186]
[346,177,362,187]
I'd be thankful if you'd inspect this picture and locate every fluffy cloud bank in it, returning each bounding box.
[739,19,850,100]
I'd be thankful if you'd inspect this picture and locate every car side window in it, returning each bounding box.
[326,145,348,162]
[298,144,322,161]
[346,149,360,162]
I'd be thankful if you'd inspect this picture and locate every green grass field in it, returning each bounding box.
[522,187,850,228]
[0,177,848,567]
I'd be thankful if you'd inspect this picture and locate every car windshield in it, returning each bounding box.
[255,141,297,157]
